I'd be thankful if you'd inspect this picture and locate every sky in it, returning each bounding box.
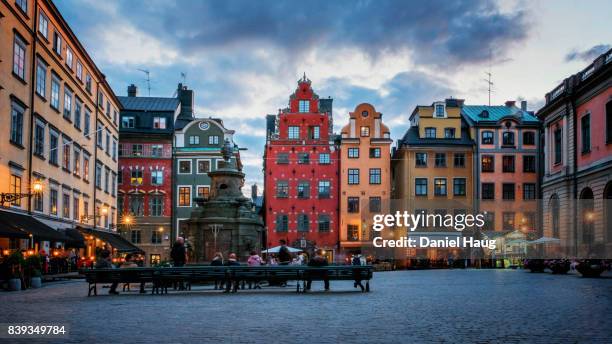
[55,0,611,193]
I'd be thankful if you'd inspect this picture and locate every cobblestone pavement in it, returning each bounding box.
[1,269,611,344]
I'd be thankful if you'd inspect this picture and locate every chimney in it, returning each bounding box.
[251,184,258,201]
[520,100,527,111]
[505,100,516,108]
[177,83,194,119]
[127,84,138,97]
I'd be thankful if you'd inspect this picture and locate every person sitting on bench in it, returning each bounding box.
[306,249,329,291]
[121,254,146,294]
[223,253,240,293]
[95,250,119,295]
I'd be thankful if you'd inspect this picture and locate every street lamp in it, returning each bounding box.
[0,180,43,206]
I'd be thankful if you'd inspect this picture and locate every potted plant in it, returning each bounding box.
[30,269,42,288]
[6,251,24,291]
[576,259,609,278]
[547,259,571,274]
[25,254,43,289]
[8,269,22,291]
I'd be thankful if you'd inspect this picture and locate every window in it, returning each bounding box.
[197,160,210,174]
[73,197,80,220]
[83,154,90,182]
[98,91,104,107]
[73,148,80,176]
[151,144,162,157]
[481,131,494,144]
[76,61,83,81]
[275,215,288,232]
[425,127,436,138]
[95,162,102,188]
[360,126,370,137]
[523,156,536,173]
[415,153,427,167]
[318,181,330,198]
[523,183,536,200]
[318,153,330,164]
[178,187,191,207]
[369,197,381,213]
[63,87,73,120]
[96,123,103,147]
[523,131,535,145]
[38,12,48,38]
[298,100,309,113]
[348,169,359,185]
[62,193,70,218]
[34,120,45,157]
[9,175,22,206]
[85,74,92,93]
[297,214,309,232]
[111,173,116,196]
[189,135,199,145]
[581,114,590,153]
[66,47,73,69]
[151,230,162,244]
[131,230,141,244]
[434,104,445,117]
[297,153,309,164]
[53,31,62,55]
[153,117,166,129]
[151,170,163,185]
[36,59,47,97]
[502,132,515,146]
[49,189,58,215]
[49,130,58,165]
[308,126,320,139]
[197,186,210,201]
[348,225,359,241]
[128,195,144,216]
[208,135,219,145]
[434,178,447,196]
[83,201,89,220]
[502,183,515,200]
[276,181,289,198]
[444,128,455,138]
[117,171,122,185]
[106,101,110,117]
[122,116,135,128]
[347,197,360,213]
[318,215,330,232]
[112,139,117,160]
[13,34,26,80]
[10,101,24,146]
[84,110,91,137]
[348,148,359,158]
[288,126,300,139]
[369,168,381,184]
[74,100,82,130]
[482,155,494,172]
[453,178,466,196]
[62,137,71,171]
[297,181,310,199]
[454,153,465,167]
[50,76,60,109]
[415,178,427,196]
[369,148,381,158]
[502,212,515,231]
[33,191,43,212]
[178,160,191,174]
[435,153,446,167]
[482,183,494,200]
[131,144,142,156]
[16,0,27,13]
[130,170,143,186]
[502,155,515,172]
[277,153,289,164]
[554,128,562,164]
[150,196,163,216]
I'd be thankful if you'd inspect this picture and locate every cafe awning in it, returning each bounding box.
[80,228,143,253]
[0,209,66,241]
[63,228,86,248]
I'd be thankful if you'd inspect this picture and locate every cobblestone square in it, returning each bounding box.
[1,270,611,343]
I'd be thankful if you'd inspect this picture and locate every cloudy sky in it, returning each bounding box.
[55,0,611,192]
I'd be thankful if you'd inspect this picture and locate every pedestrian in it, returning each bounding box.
[306,249,330,291]
[95,250,119,295]
[170,237,187,290]
[278,239,292,265]
[352,254,365,291]
[223,253,240,293]
[247,251,263,289]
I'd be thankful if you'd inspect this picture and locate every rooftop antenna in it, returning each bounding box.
[137,68,151,96]
[482,49,493,106]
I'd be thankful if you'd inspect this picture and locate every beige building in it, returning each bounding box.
[1,0,120,255]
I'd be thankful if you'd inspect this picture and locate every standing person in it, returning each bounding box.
[352,254,365,291]
[306,249,330,291]
[247,251,263,289]
[223,253,240,293]
[95,250,119,295]
[278,239,292,265]
[171,237,187,290]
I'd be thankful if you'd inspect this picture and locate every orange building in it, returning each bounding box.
[339,103,392,258]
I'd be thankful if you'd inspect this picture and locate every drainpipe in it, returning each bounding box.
[93,81,100,230]
[26,1,39,214]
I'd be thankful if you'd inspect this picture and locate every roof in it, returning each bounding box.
[118,96,180,112]
[462,105,540,125]
[398,126,474,147]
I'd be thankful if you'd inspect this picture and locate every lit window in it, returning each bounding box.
[434,178,447,196]
[360,126,370,137]
[178,187,191,206]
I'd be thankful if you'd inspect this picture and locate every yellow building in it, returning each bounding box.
[392,99,475,261]
[339,103,392,259]
[1,0,120,255]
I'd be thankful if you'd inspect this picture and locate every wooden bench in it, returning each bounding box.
[80,265,373,296]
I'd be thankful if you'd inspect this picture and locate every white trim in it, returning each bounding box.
[196,158,212,174]
[177,159,192,175]
[177,185,192,207]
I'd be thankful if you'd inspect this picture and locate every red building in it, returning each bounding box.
[264,76,339,261]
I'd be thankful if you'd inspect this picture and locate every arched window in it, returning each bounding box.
[579,188,594,245]
[550,195,560,238]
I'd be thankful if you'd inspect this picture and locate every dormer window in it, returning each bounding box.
[299,100,310,113]
[434,103,446,118]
